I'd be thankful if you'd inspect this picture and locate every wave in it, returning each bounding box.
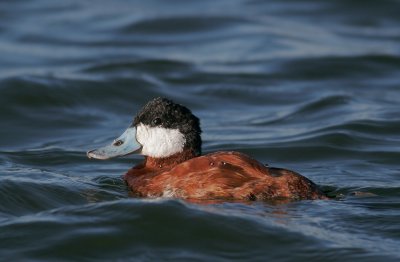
[1,1,400,261]
[119,15,251,35]
[0,198,398,261]
[81,59,193,75]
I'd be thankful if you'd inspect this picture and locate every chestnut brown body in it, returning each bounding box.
[124,151,326,201]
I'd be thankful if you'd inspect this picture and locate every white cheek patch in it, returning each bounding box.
[136,123,186,158]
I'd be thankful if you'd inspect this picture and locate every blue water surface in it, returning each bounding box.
[0,0,399,261]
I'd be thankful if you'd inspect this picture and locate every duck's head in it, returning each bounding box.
[87,97,202,160]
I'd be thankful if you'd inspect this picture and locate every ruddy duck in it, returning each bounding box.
[87,97,326,201]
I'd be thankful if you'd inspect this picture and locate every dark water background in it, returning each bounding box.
[1,0,400,261]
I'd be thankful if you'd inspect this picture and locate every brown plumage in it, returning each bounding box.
[124,151,327,201]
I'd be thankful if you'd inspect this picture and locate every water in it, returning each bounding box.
[1,0,399,261]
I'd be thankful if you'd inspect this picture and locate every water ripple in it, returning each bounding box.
[1,0,400,261]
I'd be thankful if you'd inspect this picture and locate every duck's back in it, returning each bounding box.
[125,151,326,200]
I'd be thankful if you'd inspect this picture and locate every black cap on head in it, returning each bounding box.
[133,97,202,156]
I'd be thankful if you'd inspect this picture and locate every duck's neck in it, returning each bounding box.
[144,149,197,170]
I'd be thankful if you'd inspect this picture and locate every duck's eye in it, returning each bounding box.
[152,117,162,126]
[113,140,123,146]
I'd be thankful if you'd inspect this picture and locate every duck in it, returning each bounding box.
[87,97,327,201]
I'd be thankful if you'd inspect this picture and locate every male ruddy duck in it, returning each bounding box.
[88,98,327,201]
